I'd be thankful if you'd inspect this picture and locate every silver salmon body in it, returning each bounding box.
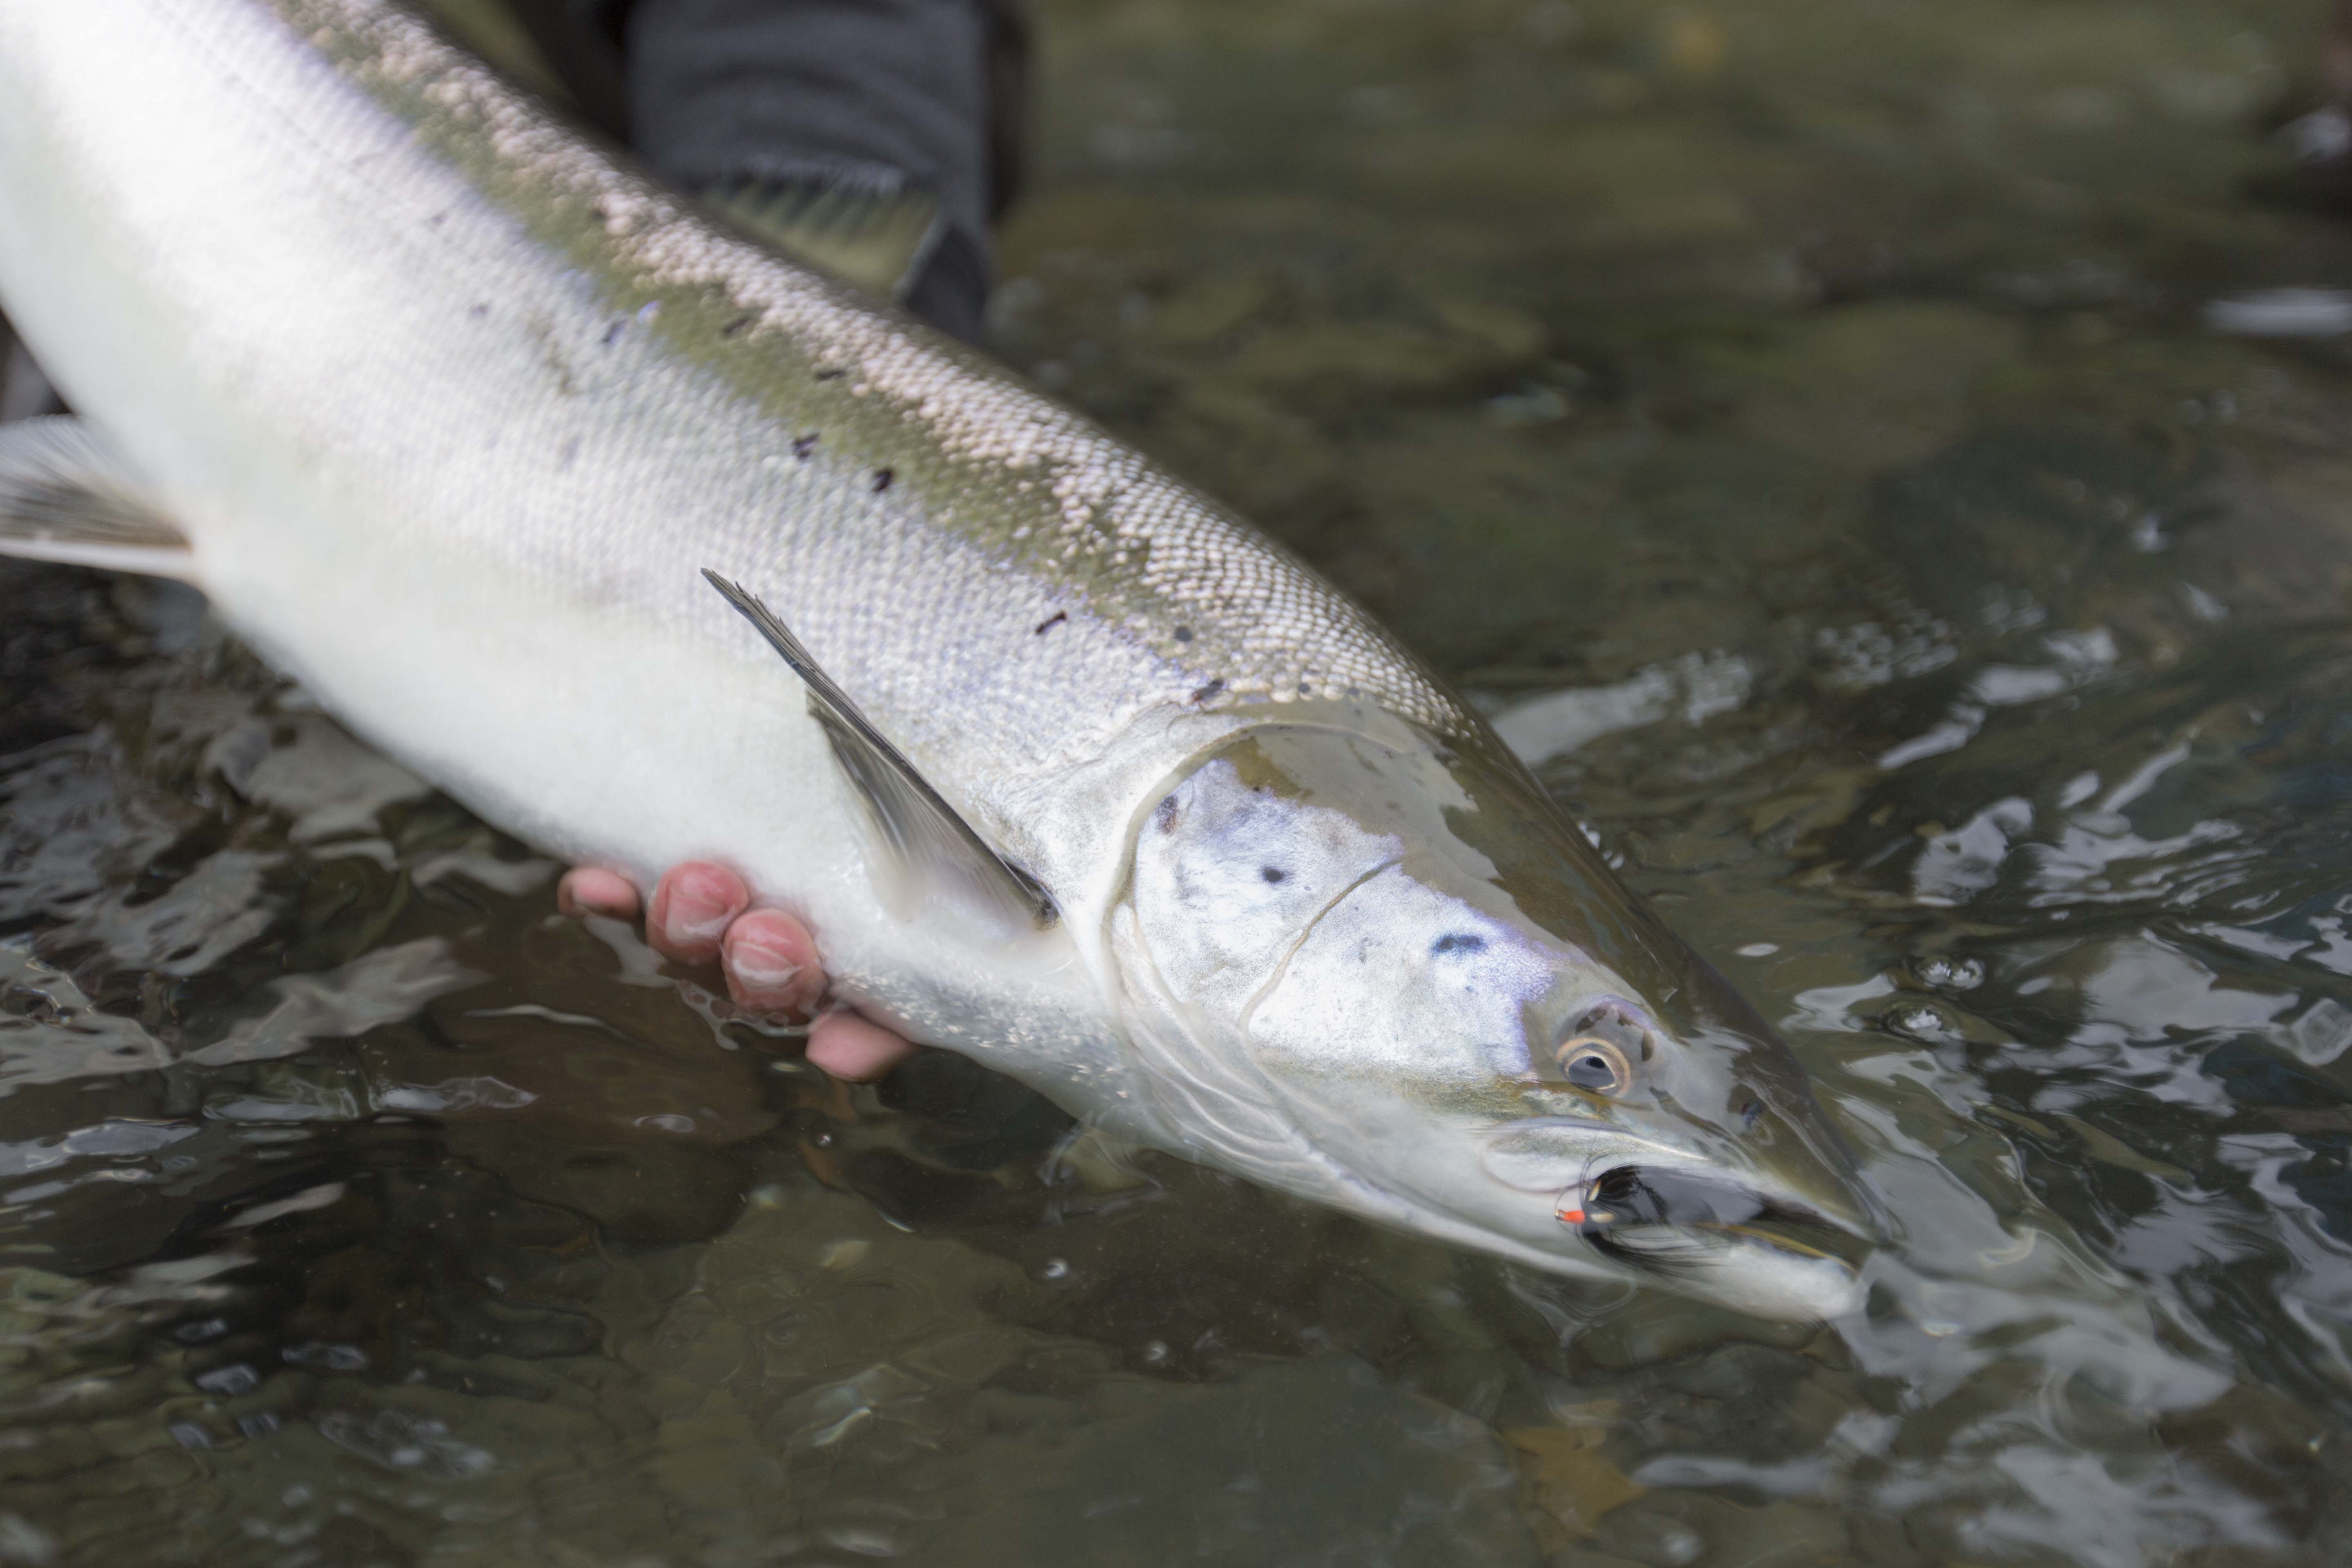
[0,0,1875,1317]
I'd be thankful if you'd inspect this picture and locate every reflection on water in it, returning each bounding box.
[9,0,2352,1561]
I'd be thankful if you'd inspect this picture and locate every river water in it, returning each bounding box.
[4,0,2352,1563]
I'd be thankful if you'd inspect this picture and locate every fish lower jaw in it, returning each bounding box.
[1627,1237,1866,1321]
[1372,1201,1859,1322]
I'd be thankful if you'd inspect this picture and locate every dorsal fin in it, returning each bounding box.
[703,571,1057,930]
[0,416,195,580]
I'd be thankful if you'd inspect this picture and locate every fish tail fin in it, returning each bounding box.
[0,416,196,580]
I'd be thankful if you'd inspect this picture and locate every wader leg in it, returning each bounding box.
[506,0,1026,341]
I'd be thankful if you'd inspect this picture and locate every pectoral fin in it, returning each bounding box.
[0,417,195,580]
[704,570,1057,930]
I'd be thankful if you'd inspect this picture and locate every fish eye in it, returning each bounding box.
[1544,1000,1655,1094]
[1555,1036,1631,1095]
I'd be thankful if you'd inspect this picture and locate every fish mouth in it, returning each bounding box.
[1557,1165,1872,1276]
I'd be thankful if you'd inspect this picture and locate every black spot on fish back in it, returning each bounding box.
[1431,933,1486,956]
[793,434,818,460]
[1261,866,1287,884]
[873,469,893,492]
[1035,610,1067,635]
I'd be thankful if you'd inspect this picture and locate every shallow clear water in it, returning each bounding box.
[7,0,2352,1562]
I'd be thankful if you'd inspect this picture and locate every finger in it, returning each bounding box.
[722,907,825,1016]
[807,1010,919,1082]
[646,861,750,965]
[557,866,642,920]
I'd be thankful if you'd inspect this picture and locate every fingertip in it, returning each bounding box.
[723,909,824,1016]
[807,1011,919,1082]
[648,860,752,964]
[558,866,642,920]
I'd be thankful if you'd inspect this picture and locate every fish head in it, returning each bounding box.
[1118,715,1876,1321]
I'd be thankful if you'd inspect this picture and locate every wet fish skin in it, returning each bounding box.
[0,0,1873,1315]
[0,0,1284,1097]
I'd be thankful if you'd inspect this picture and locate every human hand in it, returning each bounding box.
[557,862,919,1081]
